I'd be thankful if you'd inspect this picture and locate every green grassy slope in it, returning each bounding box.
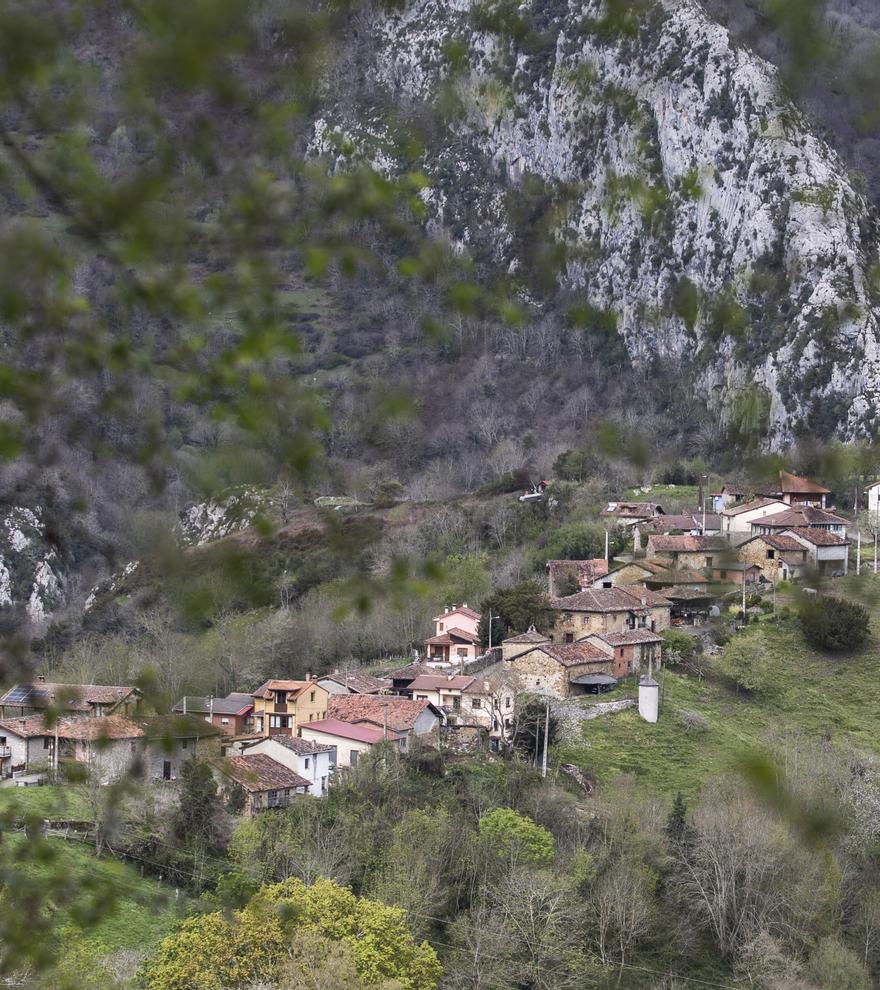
[557,582,880,800]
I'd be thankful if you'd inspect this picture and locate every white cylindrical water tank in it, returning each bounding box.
[639,674,659,723]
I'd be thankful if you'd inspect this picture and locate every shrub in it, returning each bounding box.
[799,595,869,652]
[662,630,703,667]
[478,807,554,866]
[717,639,769,694]
[678,709,709,733]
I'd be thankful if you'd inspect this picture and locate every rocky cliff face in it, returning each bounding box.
[315,0,880,443]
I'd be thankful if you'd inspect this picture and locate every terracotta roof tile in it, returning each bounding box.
[598,629,663,646]
[213,754,310,792]
[0,682,138,712]
[782,527,849,546]
[301,718,403,744]
[408,674,476,692]
[57,715,145,741]
[756,507,847,528]
[778,471,831,494]
[722,497,786,517]
[327,696,437,732]
[551,587,671,612]
[251,680,315,701]
[531,642,610,667]
[316,672,386,694]
[503,627,551,644]
[647,535,727,553]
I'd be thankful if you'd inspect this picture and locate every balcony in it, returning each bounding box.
[0,746,11,759]
[273,703,289,714]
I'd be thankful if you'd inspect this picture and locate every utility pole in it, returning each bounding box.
[383,701,388,740]
[487,611,498,651]
[741,573,746,624]
[857,529,862,576]
[541,698,549,778]
[604,529,609,562]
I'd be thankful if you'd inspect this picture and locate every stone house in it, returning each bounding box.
[646,535,730,570]
[709,562,762,585]
[782,527,849,574]
[720,498,789,543]
[550,587,671,642]
[546,559,609,596]
[237,735,335,796]
[601,502,664,526]
[737,534,808,582]
[505,642,613,698]
[250,680,330,737]
[501,627,552,660]
[584,629,663,678]
[135,715,223,781]
[327,695,441,744]
[298,718,405,768]
[591,558,710,592]
[424,604,481,664]
[0,679,141,719]
[211,754,310,817]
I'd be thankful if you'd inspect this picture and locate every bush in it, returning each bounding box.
[677,709,709,733]
[662,630,703,667]
[799,595,869,652]
[717,639,769,694]
[478,807,554,866]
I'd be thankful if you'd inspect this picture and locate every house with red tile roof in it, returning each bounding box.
[782,527,849,575]
[238,735,336,796]
[424,604,482,665]
[315,671,388,696]
[750,506,848,539]
[504,641,614,698]
[211,753,311,816]
[737,534,809,582]
[720,498,790,541]
[776,471,831,508]
[550,587,672,642]
[250,680,329,737]
[298,718,405,768]
[646,534,730,570]
[584,629,663,679]
[326,695,441,741]
[0,678,141,719]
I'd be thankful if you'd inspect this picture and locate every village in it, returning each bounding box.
[0,469,871,818]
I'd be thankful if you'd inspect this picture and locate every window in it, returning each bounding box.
[275,691,287,705]
[305,757,310,769]
[163,761,171,780]
[350,750,359,767]
[439,622,444,631]
[182,738,188,749]
[505,697,511,709]
[456,648,467,657]
[767,549,774,559]
[581,615,589,626]
[602,581,612,588]
[221,717,229,725]
[269,715,290,729]
[43,738,50,750]
[705,557,714,568]
[310,691,315,702]
[471,697,481,709]
[619,648,624,657]
[255,716,264,732]
[321,776,327,793]
[564,633,574,643]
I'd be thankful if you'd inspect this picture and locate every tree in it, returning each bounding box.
[144,878,440,990]
[717,639,769,694]
[800,595,869,652]
[478,807,554,867]
[665,792,690,846]
[511,697,559,761]
[172,758,225,889]
[478,581,551,646]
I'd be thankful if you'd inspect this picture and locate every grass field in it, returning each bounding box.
[2,834,182,988]
[557,579,880,800]
[0,783,91,820]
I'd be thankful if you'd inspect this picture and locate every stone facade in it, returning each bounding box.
[506,647,613,699]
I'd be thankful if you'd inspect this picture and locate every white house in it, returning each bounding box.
[238,734,335,796]
[782,528,849,575]
[720,498,789,542]
[298,718,405,769]
[407,669,516,741]
[0,715,55,779]
[424,604,481,665]
[866,481,880,516]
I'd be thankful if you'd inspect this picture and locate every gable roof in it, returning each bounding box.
[722,497,787,517]
[57,715,145,741]
[782,527,849,547]
[134,715,223,739]
[301,718,403,745]
[316,672,386,694]
[0,682,139,713]
[503,626,551,645]
[602,502,664,517]
[523,642,610,668]
[662,585,717,601]
[425,627,480,646]
[212,754,310,792]
[172,693,253,716]
[385,662,435,682]
[408,674,476,692]
[755,507,847,529]
[252,680,318,701]
[433,605,480,622]
[596,629,664,646]
[0,714,55,738]
[327,695,439,732]
[778,471,831,495]
[244,735,336,756]
[551,587,671,612]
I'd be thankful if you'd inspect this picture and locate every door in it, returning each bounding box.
[163,760,171,780]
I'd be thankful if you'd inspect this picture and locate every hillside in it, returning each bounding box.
[558,577,880,799]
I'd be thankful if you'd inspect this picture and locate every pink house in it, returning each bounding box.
[424,604,481,665]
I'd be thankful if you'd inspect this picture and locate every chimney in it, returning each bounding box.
[305,670,312,681]
[641,597,647,606]
[447,673,455,681]
[18,718,26,730]
[462,602,468,608]
[36,675,45,684]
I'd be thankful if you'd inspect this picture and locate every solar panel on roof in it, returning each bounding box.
[3,685,48,704]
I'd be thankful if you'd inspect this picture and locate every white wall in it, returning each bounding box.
[243,737,335,796]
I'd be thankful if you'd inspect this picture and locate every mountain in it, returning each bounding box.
[316,0,880,444]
